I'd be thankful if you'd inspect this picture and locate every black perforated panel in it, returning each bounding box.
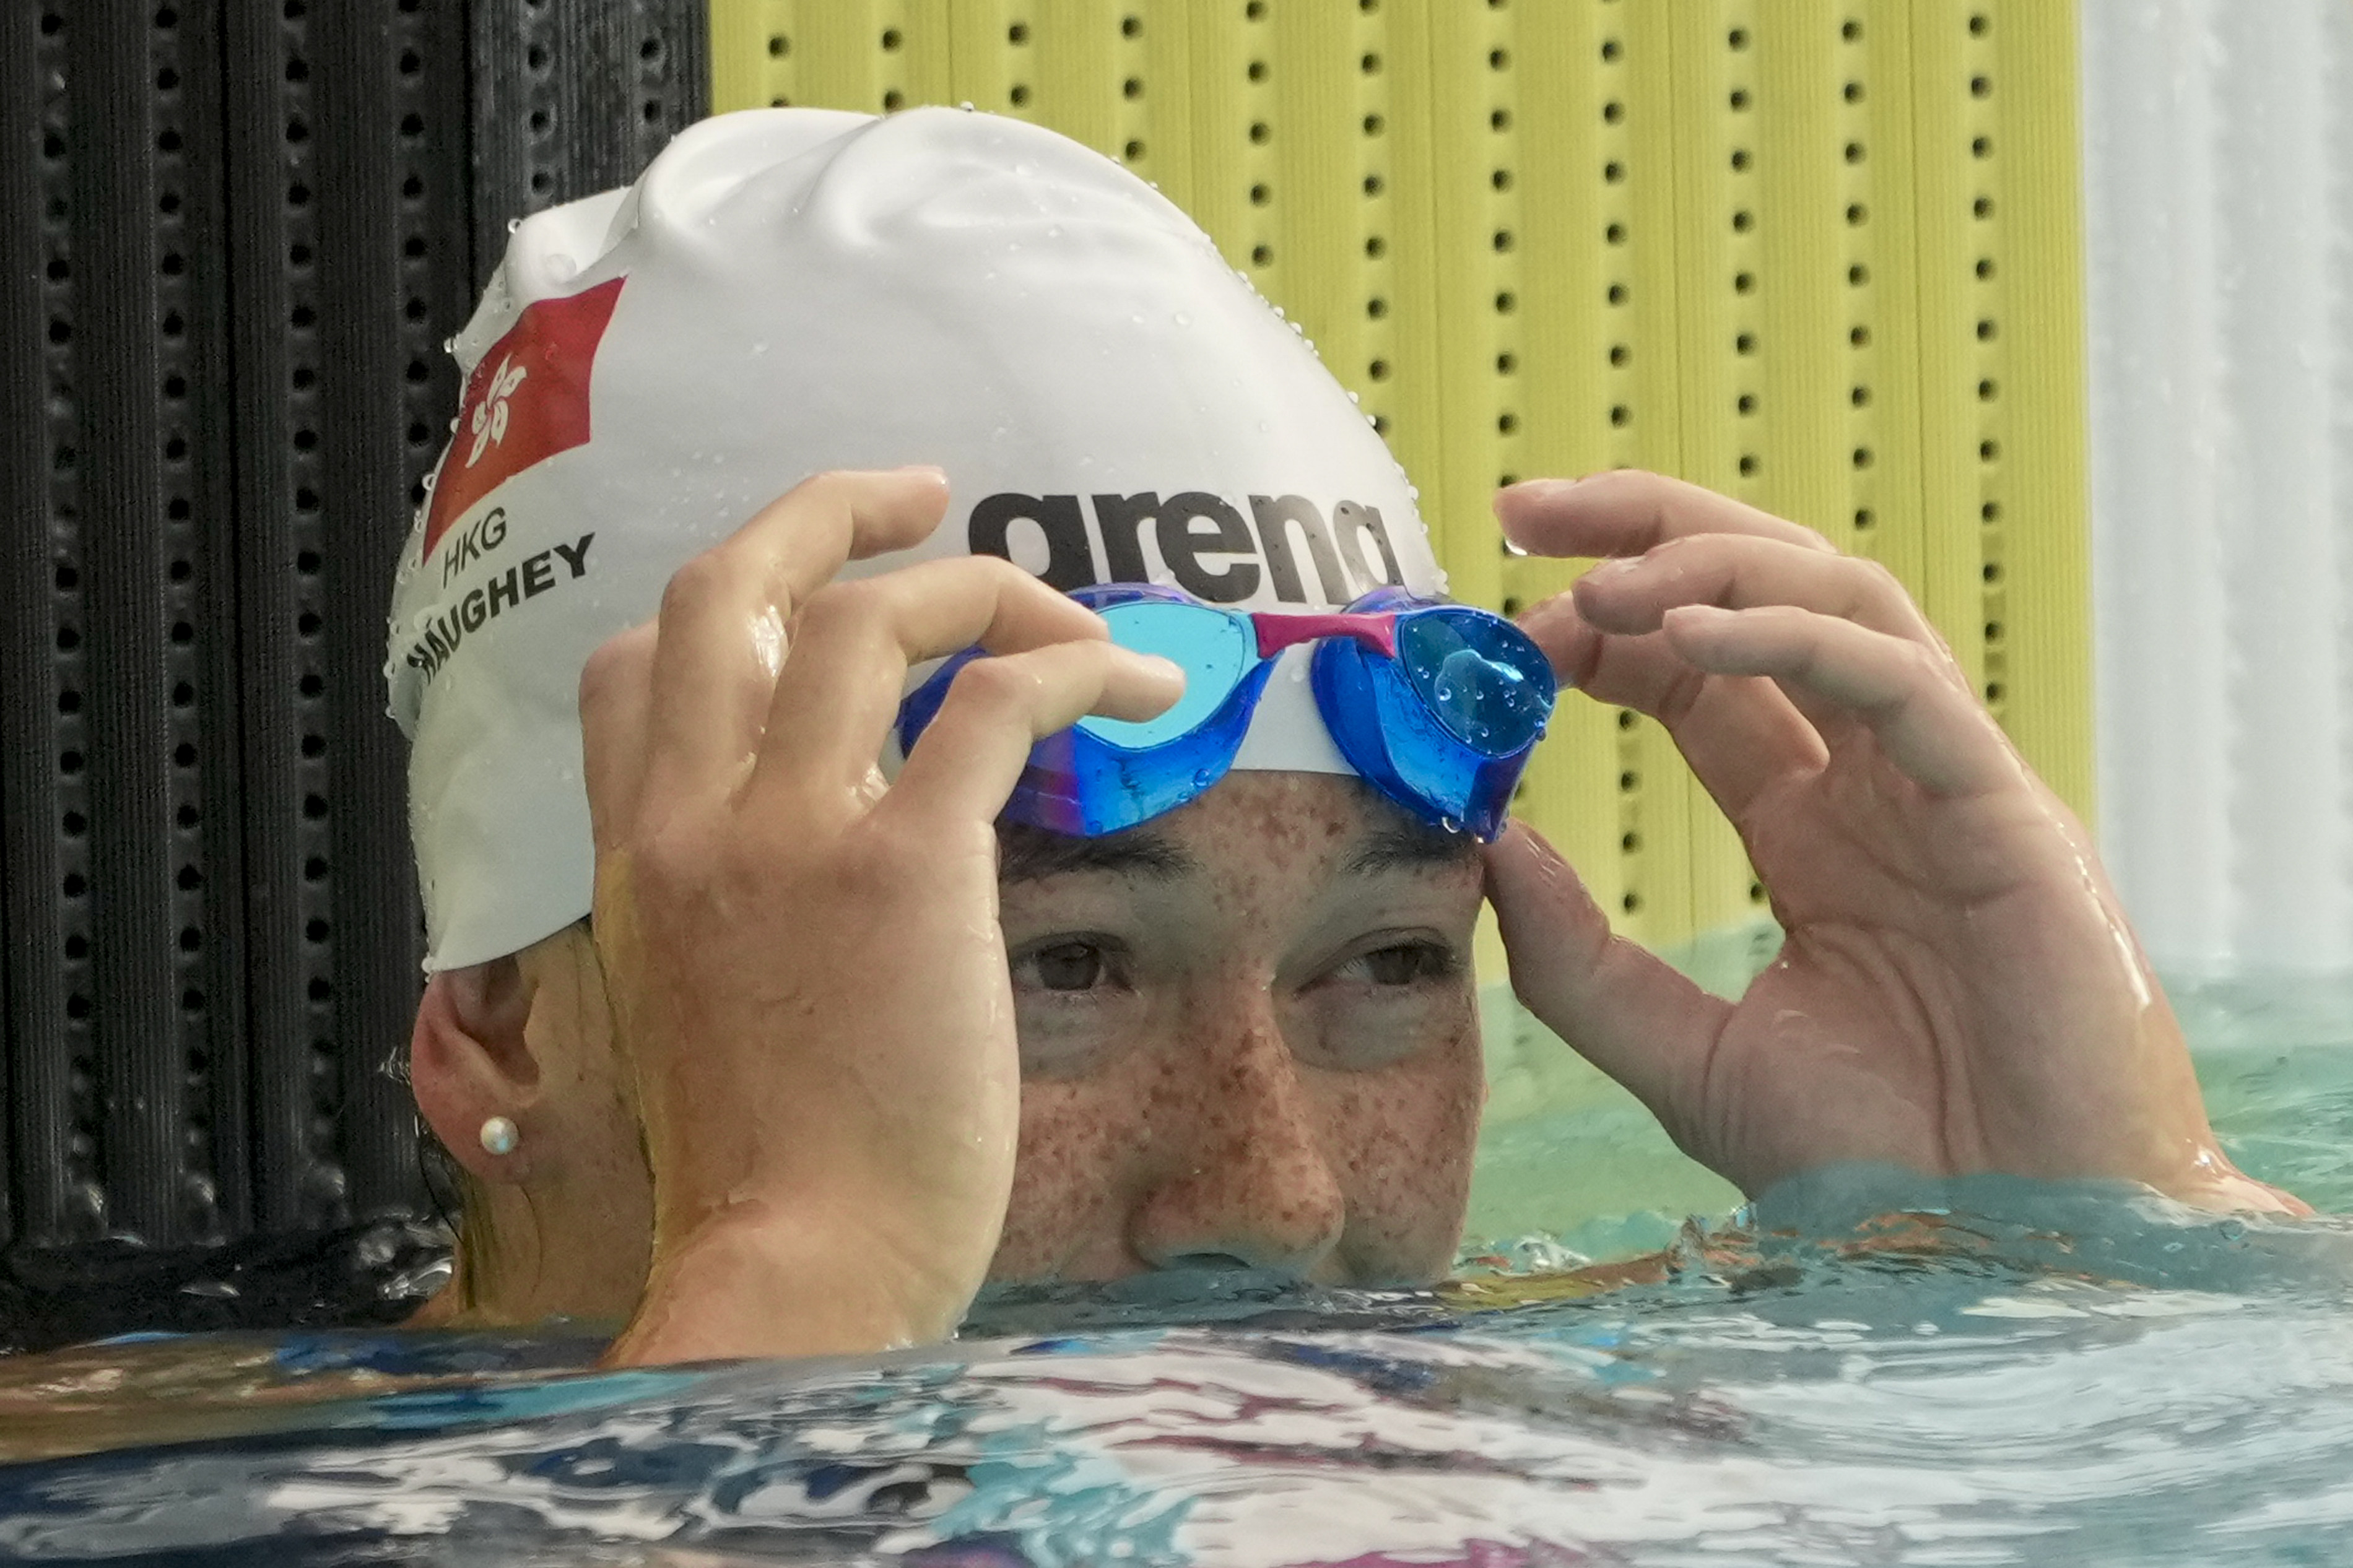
[1,0,707,1267]
[1,2,249,1251]
[471,0,709,274]
[2,4,58,1254]
[220,0,481,1238]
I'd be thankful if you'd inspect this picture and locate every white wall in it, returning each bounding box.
[2082,0,2353,974]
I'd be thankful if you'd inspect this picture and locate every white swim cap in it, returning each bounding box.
[388,106,1445,972]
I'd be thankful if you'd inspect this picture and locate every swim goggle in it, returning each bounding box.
[896,583,1557,839]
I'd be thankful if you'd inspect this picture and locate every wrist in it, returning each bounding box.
[603,1201,973,1367]
[2164,1163,2315,1219]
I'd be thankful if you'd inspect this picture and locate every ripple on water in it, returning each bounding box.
[1,973,2351,1565]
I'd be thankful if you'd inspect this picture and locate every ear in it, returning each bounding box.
[411,955,542,1185]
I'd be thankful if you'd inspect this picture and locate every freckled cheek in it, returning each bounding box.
[1327,1025,1484,1278]
[991,1078,1159,1281]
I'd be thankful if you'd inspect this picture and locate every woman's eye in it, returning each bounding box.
[1029,941,1106,992]
[1347,942,1456,986]
[1009,937,1136,1078]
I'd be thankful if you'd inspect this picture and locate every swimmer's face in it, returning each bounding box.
[989,771,1487,1286]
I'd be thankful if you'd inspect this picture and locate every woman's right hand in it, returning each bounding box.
[578,469,1183,1366]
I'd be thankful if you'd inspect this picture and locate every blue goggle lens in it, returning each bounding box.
[1395,607,1553,758]
[1076,600,1255,750]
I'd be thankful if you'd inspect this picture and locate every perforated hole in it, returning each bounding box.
[1962,15,2007,712]
[1469,2,1521,485]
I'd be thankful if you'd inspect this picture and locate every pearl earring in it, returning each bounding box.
[479,1115,519,1156]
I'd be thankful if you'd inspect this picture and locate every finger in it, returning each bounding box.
[754,555,1126,806]
[1529,588,1858,747]
[881,641,1187,827]
[1484,823,1731,1141]
[1494,470,1836,560]
[1519,592,1828,821]
[641,467,949,809]
[1571,533,1940,648]
[1663,604,2021,797]
[580,622,657,850]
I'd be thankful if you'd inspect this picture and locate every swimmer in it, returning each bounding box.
[389,108,2303,1367]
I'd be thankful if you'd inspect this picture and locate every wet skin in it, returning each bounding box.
[422,468,2302,1367]
[412,777,1487,1338]
[991,772,1487,1286]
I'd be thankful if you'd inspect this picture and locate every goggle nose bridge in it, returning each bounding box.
[1248,610,1399,661]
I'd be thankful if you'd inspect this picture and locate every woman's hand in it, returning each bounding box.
[1485,470,2305,1216]
[580,469,1183,1365]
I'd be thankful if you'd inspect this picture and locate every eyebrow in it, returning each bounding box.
[1345,822,1482,877]
[996,823,1203,885]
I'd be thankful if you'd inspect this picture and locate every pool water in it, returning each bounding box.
[1,969,2350,1566]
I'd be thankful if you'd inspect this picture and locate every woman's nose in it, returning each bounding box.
[1125,1010,1346,1277]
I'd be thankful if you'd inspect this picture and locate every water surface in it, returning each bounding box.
[1,971,2348,1566]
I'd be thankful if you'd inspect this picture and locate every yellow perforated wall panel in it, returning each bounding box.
[708,0,2094,952]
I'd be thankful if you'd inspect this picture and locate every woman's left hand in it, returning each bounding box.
[1484,470,2305,1215]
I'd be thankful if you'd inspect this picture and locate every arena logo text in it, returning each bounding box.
[968,491,1406,606]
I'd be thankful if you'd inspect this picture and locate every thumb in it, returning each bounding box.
[1484,823,1731,1141]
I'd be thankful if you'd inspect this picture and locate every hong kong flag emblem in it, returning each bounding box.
[421,275,626,561]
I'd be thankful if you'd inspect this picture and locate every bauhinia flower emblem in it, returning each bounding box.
[465,355,529,468]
